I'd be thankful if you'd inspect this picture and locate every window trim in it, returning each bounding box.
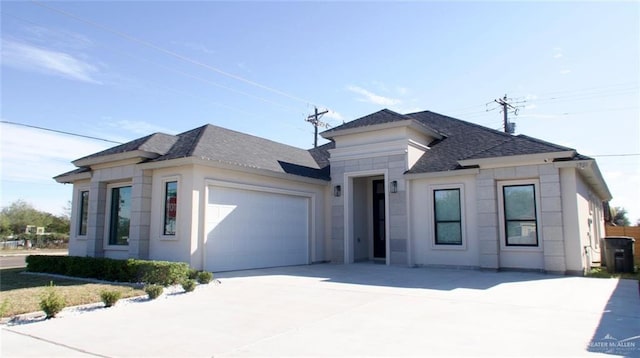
[497,180,543,252]
[429,184,467,250]
[104,182,132,250]
[162,179,178,237]
[77,190,89,236]
[433,188,463,246]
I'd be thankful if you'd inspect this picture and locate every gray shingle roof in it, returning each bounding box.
[66,124,330,181]
[322,109,581,174]
[59,109,584,182]
[152,124,329,180]
[405,111,580,173]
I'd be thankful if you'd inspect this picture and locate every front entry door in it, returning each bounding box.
[372,180,386,259]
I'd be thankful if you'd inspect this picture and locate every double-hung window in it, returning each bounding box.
[502,184,538,246]
[433,188,463,245]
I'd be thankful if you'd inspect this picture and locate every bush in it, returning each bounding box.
[40,282,66,319]
[133,260,190,286]
[100,290,122,307]
[145,284,164,300]
[188,268,199,280]
[196,271,213,284]
[181,279,197,292]
[26,255,190,286]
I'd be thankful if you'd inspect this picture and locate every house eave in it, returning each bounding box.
[54,171,91,184]
[457,150,576,169]
[73,150,160,167]
[138,157,330,185]
[554,159,612,201]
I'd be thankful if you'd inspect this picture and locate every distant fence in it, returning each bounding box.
[605,226,640,263]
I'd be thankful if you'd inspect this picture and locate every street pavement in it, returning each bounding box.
[1,263,639,357]
[0,250,68,269]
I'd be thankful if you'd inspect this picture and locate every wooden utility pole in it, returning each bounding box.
[493,94,524,134]
[306,107,329,148]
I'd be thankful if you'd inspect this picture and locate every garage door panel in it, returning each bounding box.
[206,186,309,272]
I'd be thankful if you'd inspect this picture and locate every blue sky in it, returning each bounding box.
[1,1,639,222]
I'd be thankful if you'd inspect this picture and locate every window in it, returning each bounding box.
[433,188,462,245]
[78,191,89,236]
[163,181,177,235]
[502,184,538,246]
[109,186,131,245]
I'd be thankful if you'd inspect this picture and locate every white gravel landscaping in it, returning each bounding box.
[3,281,220,326]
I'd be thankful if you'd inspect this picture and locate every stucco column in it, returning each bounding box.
[128,169,152,259]
[86,181,107,257]
[330,160,346,263]
[476,170,499,269]
[388,155,409,265]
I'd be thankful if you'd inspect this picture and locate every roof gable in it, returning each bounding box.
[321,108,443,140]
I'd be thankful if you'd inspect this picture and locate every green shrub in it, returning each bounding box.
[40,282,66,319]
[100,290,122,307]
[26,256,190,286]
[145,284,164,300]
[188,268,199,280]
[196,271,213,284]
[181,279,197,292]
[134,260,190,286]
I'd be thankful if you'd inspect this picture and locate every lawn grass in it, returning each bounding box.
[0,268,145,317]
[586,266,640,280]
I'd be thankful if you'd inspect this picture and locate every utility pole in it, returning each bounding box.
[305,107,329,148]
[492,94,525,134]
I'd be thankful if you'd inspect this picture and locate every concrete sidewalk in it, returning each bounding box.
[2,264,638,357]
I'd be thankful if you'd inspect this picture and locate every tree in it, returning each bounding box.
[611,206,631,227]
[0,200,69,236]
[47,214,71,234]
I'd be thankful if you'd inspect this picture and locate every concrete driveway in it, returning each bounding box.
[2,263,638,357]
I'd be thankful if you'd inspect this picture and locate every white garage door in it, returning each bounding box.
[205,185,309,272]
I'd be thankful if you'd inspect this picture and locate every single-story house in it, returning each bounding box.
[55,109,611,275]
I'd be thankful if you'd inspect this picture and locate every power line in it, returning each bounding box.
[531,81,638,98]
[1,10,313,137]
[3,120,639,161]
[445,81,639,119]
[588,153,640,158]
[0,120,123,144]
[29,0,318,106]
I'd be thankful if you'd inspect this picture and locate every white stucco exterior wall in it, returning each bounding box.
[68,179,90,257]
[409,174,479,268]
[147,164,329,270]
[560,166,604,274]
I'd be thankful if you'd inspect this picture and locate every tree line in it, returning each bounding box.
[0,200,70,238]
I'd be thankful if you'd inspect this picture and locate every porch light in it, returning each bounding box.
[390,180,398,193]
[334,185,342,197]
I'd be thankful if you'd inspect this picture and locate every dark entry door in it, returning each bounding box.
[372,180,386,259]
